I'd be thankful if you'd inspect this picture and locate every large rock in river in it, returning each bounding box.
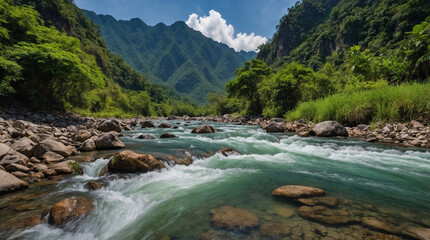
[107,150,165,173]
[272,185,325,198]
[210,206,260,231]
[94,132,125,150]
[0,170,29,194]
[141,121,156,128]
[97,119,122,133]
[191,125,215,134]
[312,121,348,137]
[263,122,285,132]
[297,205,360,225]
[48,197,94,227]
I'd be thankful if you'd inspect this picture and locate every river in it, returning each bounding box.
[2,121,430,239]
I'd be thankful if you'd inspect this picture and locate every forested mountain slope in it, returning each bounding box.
[84,10,256,103]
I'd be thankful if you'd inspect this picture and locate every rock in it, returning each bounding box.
[49,160,81,174]
[296,197,340,207]
[42,168,57,177]
[160,133,176,138]
[11,137,36,158]
[68,156,95,162]
[158,123,172,128]
[30,172,45,180]
[11,171,28,178]
[0,152,29,167]
[361,217,401,235]
[74,130,91,142]
[402,226,430,240]
[5,163,30,173]
[297,206,360,225]
[48,197,94,227]
[191,125,215,134]
[35,139,75,158]
[260,222,291,239]
[312,121,348,137]
[272,185,325,198]
[0,143,11,159]
[85,181,106,190]
[107,150,165,173]
[42,151,64,162]
[137,134,155,140]
[0,170,29,194]
[210,206,259,231]
[411,120,425,128]
[141,121,157,128]
[79,139,96,151]
[94,132,125,150]
[34,163,48,172]
[263,122,285,132]
[218,148,239,157]
[98,119,122,133]
[268,205,295,218]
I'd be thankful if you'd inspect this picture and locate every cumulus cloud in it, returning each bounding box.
[186,10,267,52]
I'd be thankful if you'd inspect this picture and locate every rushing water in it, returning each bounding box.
[1,121,430,239]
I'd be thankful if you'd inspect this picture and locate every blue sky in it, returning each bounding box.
[75,0,297,51]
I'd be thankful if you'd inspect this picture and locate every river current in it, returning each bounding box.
[2,121,430,239]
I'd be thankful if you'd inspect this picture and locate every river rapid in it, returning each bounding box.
[1,120,430,239]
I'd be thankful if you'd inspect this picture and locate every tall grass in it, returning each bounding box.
[286,83,430,125]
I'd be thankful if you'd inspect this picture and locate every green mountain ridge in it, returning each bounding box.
[84,10,256,103]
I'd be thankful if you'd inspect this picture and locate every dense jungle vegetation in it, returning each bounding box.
[215,0,430,124]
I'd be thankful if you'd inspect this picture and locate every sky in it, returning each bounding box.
[74,0,297,52]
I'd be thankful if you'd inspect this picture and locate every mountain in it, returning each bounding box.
[84,10,256,103]
[258,0,430,69]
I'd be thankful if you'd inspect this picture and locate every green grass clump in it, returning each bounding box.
[286,83,430,125]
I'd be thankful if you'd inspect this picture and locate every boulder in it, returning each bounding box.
[191,125,215,134]
[74,130,91,142]
[141,121,157,128]
[218,148,239,157]
[137,134,155,140]
[312,121,348,137]
[0,170,29,194]
[48,197,94,227]
[263,122,285,132]
[97,119,122,133]
[42,168,57,177]
[107,150,165,173]
[361,217,401,235]
[160,133,176,138]
[42,151,64,162]
[11,137,36,158]
[260,223,291,239]
[49,160,82,174]
[79,139,96,152]
[35,139,75,158]
[85,181,106,190]
[94,133,125,150]
[5,163,30,173]
[158,123,172,128]
[272,185,325,198]
[11,171,28,178]
[0,152,29,167]
[402,226,430,240]
[297,205,360,225]
[210,206,259,231]
[0,143,11,159]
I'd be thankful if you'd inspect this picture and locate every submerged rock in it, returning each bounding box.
[361,217,401,235]
[0,170,29,194]
[217,148,239,157]
[85,181,106,190]
[106,150,165,173]
[191,125,215,134]
[48,197,94,227]
[260,222,291,238]
[297,205,360,225]
[312,121,348,137]
[402,226,430,240]
[272,185,325,198]
[137,134,155,140]
[296,196,340,207]
[210,205,259,231]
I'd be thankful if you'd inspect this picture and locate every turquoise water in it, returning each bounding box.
[3,121,430,239]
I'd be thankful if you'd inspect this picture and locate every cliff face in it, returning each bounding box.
[258,0,430,69]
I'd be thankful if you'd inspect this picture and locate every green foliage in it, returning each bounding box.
[84,10,256,103]
[286,83,430,124]
[68,161,83,175]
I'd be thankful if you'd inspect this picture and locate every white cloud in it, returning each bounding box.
[186,10,267,52]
